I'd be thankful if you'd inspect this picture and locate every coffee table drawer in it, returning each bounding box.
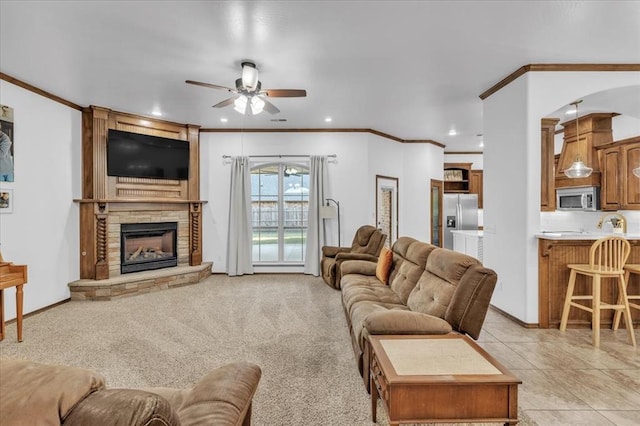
[370,353,389,401]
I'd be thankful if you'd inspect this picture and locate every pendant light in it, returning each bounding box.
[564,100,593,179]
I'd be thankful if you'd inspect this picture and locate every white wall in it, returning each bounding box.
[484,72,640,324]
[0,80,81,321]
[200,131,442,273]
[444,153,483,170]
[402,143,444,242]
[483,76,532,321]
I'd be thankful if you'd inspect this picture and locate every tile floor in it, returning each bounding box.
[479,308,640,425]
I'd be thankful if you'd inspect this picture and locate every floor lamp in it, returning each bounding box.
[322,198,341,246]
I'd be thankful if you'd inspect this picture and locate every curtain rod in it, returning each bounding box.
[222,154,337,159]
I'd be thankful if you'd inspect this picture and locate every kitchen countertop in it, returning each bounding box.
[451,230,484,237]
[536,231,640,240]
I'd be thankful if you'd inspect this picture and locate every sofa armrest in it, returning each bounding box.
[63,389,179,426]
[340,259,377,277]
[363,310,452,335]
[322,246,351,258]
[335,252,379,262]
[143,361,261,426]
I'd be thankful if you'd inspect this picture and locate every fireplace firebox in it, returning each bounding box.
[120,222,178,274]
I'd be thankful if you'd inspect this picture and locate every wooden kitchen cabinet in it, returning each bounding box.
[598,136,640,210]
[444,163,471,193]
[541,118,560,211]
[555,113,614,190]
[469,170,483,208]
[538,237,640,328]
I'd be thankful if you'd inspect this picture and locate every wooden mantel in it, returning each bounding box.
[78,106,205,280]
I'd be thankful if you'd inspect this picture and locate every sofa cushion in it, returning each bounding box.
[406,249,480,318]
[426,248,479,284]
[63,389,180,426]
[375,247,393,285]
[388,240,437,304]
[363,310,452,335]
[0,358,106,426]
[341,279,404,315]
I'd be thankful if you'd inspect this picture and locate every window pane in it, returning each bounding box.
[284,228,306,262]
[251,162,309,264]
[252,228,278,262]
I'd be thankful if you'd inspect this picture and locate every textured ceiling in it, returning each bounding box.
[1,1,639,151]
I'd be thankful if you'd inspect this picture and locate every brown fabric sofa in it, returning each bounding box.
[339,236,497,390]
[321,225,387,289]
[0,358,261,426]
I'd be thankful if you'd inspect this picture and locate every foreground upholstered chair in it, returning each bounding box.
[321,225,387,289]
[0,358,261,426]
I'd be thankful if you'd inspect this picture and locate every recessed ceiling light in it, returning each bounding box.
[479,141,484,148]
[448,129,457,136]
[151,110,162,117]
[220,117,228,123]
[565,108,577,115]
[325,117,332,123]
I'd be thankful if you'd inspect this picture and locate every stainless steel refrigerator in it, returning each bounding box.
[443,194,478,249]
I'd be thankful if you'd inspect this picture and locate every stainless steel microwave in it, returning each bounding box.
[556,186,600,211]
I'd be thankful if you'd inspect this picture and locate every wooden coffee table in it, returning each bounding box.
[369,334,521,425]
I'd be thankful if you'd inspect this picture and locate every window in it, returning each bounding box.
[251,162,309,264]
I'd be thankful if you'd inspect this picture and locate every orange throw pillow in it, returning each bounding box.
[375,247,393,285]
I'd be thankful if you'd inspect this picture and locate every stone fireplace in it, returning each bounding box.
[107,209,189,278]
[69,106,210,301]
[120,222,178,274]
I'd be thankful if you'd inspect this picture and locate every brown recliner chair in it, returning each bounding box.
[321,225,387,289]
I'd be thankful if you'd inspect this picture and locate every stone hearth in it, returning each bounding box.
[69,262,212,301]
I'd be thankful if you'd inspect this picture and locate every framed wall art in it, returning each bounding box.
[0,104,15,182]
[0,189,13,213]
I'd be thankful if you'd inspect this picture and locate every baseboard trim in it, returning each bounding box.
[3,298,71,325]
[489,305,539,329]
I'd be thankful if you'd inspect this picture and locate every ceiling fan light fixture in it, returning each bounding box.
[241,62,259,91]
[250,96,265,115]
[234,95,248,114]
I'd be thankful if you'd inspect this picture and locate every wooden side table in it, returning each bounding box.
[369,334,521,426]
[0,260,28,342]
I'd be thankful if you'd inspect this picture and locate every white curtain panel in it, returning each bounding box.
[226,156,254,276]
[304,155,327,276]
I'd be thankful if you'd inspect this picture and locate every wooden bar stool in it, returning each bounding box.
[559,236,635,348]
[613,263,640,331]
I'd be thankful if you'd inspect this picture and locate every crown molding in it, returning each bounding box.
[0,71,83,111]
[479,63,640,100]
[444,151,483,155]
[201,127,446,147]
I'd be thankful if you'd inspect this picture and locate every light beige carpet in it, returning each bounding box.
[0,273,534,425]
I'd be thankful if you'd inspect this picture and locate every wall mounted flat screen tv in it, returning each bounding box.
[107,129,189,180]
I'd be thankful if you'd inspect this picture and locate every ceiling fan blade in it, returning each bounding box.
[261,89,307,98]
[212,96,240,109]
[186,80,236,93]
[261,97,280,115]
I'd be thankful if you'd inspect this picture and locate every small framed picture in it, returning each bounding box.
[0,189,13,213]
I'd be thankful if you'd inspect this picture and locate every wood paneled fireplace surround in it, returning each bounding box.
[68,106,211,300]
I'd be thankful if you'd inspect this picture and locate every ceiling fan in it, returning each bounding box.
[186,61,306,115]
